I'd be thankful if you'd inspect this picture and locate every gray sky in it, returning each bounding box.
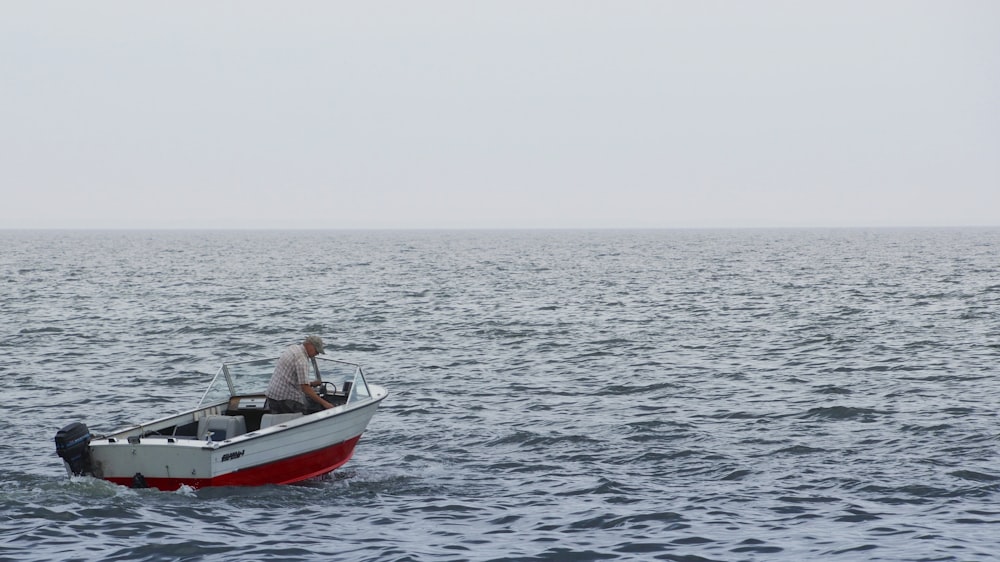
[2,1,998,229]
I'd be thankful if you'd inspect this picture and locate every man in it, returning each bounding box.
[265,335,335,414]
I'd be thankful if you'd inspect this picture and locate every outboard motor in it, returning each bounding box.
[54,422,93,477]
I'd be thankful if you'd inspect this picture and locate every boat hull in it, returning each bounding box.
[102,435,362,490]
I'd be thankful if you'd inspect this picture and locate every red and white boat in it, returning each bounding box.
[54,356,387,491]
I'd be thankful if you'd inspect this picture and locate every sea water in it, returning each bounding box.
[1,228,998,561]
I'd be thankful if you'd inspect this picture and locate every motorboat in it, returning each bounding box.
[54,355,387,491]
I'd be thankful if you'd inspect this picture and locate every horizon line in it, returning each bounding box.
[3,224,999,232]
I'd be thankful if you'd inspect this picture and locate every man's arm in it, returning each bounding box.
[301,383,333,409]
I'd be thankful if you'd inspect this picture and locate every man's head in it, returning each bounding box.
[304,335,326,357]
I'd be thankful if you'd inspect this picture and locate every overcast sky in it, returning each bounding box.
[2,1,998,229]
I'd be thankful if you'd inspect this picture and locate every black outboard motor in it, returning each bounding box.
[54,422,93,477]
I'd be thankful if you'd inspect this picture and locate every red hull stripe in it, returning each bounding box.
[104,435,362,491]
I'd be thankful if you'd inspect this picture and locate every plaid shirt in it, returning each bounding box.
[265,344,312,405]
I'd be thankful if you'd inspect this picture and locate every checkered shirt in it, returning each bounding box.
[265,344,311,405]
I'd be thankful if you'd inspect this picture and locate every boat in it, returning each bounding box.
[53,355,388,491]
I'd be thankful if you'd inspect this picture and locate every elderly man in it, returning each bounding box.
[265,335,334,414]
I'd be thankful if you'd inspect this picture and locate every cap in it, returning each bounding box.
[305,335,326,354]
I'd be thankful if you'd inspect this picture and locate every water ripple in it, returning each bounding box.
[2,228,1000,561]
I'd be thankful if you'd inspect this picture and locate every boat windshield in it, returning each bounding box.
[198,356,372,407]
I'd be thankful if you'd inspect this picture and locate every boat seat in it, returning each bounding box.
[197,415,247,441]
[260,413,303,429]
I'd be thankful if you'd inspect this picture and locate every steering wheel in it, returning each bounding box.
[317,381,337,398]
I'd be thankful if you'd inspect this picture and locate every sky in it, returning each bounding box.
[1,1,998,229]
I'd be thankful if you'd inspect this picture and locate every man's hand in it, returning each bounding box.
[301,382,333,410]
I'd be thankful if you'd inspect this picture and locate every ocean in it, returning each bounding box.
[1,228,998,561]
